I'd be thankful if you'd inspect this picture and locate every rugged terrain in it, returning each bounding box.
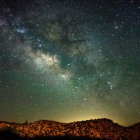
[0,118,140,140]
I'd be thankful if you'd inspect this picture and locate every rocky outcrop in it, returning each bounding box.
[0,119,140,140]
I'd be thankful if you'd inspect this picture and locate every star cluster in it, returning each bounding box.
[0,0,139,126]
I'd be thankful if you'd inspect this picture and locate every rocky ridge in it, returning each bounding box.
[0,118,140,140]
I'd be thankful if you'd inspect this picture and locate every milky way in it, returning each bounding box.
[0,0,140,126]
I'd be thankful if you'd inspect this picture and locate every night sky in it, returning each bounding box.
[0,0,140,126]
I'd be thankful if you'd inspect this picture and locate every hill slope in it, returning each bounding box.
[0,118,140,140]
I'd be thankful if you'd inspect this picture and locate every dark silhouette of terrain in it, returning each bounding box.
[0,118,140,140]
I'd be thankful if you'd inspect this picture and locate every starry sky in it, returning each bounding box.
[0,0,140,126]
